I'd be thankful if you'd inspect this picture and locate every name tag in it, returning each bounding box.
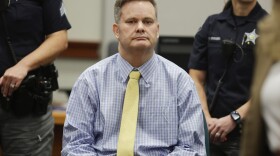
[208,37,221,41]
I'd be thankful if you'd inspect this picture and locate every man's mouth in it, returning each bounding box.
[134,36,148,40]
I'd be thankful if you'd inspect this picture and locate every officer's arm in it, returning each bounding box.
[189,69,210,118]
[0,30,68,96]
[235,99,250,122]
[17,30,68,72]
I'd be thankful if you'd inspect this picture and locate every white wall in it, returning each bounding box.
[63,0,102,42]
[54,1,103,98]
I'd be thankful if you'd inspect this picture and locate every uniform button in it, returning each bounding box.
[233,27,237,31]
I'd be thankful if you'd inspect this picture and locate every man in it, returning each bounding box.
[188,0,267,155]
[62,0,206,155]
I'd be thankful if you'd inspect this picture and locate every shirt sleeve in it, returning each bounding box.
[62,73,98,156]
[168,73,206,155]
[188,16,212,70]
[42,0,71,35]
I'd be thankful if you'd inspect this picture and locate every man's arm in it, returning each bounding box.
[62,76,98,156]
[168,74,206,155]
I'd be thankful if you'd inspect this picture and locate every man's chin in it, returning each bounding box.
[131,44,152,51]
[132,42,150,48]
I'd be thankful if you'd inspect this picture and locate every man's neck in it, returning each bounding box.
[119,47,154,68]
[232,1,257,16]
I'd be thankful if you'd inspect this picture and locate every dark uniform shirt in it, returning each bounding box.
[0,0,71,76]
[188,3,267,138]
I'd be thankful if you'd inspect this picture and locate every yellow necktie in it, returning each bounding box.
[117,71,141,156]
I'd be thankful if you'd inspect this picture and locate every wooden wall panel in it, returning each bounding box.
[60,41,100,59]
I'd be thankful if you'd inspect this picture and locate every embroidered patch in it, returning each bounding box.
[60,2,66,17]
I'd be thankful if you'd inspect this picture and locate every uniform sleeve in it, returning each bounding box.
[42,0,71,35]
[188,16,212,70]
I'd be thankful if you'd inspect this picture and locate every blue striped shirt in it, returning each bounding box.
[62,53,206,156]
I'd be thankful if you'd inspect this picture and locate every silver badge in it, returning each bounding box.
[242,29,259,45]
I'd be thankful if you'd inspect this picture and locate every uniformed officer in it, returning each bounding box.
[188,0,267,155]
[0,0,71,155]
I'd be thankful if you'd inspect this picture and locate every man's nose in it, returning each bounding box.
[136,22,145,33]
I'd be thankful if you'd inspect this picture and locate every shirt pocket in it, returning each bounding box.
[207,39,226,73]
[208,39,223,59]
[140,97,178,139]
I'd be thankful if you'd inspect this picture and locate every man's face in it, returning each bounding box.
[113,1,159,52]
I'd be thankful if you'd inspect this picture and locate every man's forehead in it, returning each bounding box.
[120,2,156,20]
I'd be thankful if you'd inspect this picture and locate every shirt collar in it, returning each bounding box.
[117,52,157,84]
[138,53,157,84]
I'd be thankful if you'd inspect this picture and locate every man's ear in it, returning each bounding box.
[113,23,119,39]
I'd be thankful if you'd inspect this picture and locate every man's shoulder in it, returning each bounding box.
[81,54,118,76]
[155,55,194,87]
[155,54,188,75]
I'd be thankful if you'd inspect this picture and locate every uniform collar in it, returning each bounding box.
[217,2,264,26]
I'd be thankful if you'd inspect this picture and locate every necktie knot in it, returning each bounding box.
[129,71,141,80]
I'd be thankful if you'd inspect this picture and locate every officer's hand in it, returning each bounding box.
[0,65,28,97]
[206,117,218,133]
[207,117,220,142]
[210,115,236,143]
